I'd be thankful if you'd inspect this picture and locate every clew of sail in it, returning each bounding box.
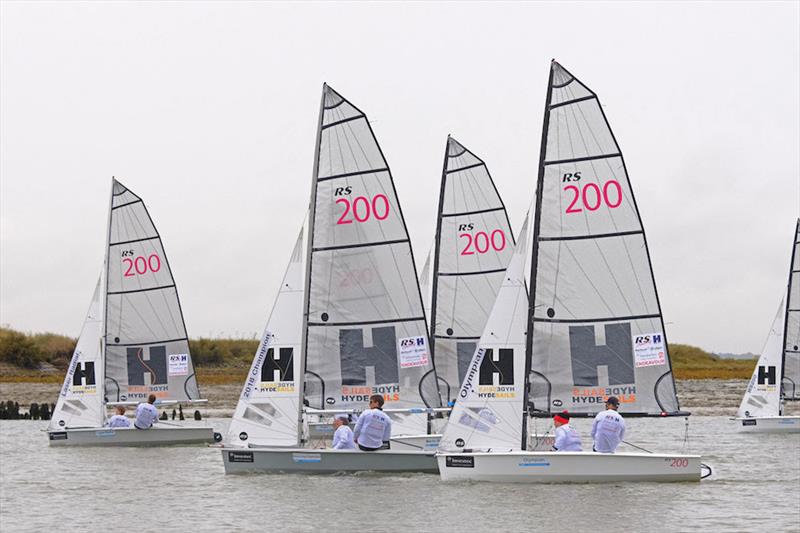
[527,61,681,417]
[430,137,515,405]
[227,221,307,447]
[439,213,530,452]
[103,179,201,404]
[303,85,441,436]
[739,300,785,418]
[782,219,800,401]
[49,276,106,430]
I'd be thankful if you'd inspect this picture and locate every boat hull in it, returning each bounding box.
[221,446,438,474]
[436,451,701,483]
[47,426,216,446]
[734,416,800,433]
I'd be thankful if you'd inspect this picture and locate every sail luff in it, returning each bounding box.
[428,135,453,393]
[297,84,328,439]
[102,178,115,407]
[780,218,800,403]
[522,61,557,450]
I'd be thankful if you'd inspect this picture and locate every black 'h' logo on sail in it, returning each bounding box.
[339,326,398,385]
[261,347,294,382]
[126,346,168,386]
[479,348,514,385]
[569,323,635,386]
[757,365,776,385]
[73,362,96,386]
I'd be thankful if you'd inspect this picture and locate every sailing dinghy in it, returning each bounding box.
[735,219,800,433]
[222,85,443,473]
[437,61,703,482]
[47,179,215,446]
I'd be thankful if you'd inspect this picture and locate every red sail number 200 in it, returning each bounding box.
[123,254,161,277]
[564,180,623,214]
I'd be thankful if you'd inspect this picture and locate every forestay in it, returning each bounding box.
[103,179,201,403]
[439,214,530,451]
[430,137,514,404]
[782,219,800,401]
[49,277,106,430]
[303,85,442,435]
[228,222,306,447]
[527,61,681,417]
[738,300,785,418]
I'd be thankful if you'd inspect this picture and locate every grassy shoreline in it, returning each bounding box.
[0,326,757,382]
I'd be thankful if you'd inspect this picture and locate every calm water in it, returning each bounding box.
[1,414,798,532]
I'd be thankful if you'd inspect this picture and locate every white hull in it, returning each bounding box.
[390,434,441,451]
[48,425,216,446]
[437,451,702,483]
[221,446,438,474]
[734,416,800,433]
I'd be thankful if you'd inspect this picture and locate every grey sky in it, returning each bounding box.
[1,1,798,355]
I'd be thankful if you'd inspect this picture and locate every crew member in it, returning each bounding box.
[331,413,355,450]
[353,394,392,451]
[590,396,625,453]
[106,405,131,428]
[134,394,159,430]
[552,411,582,451]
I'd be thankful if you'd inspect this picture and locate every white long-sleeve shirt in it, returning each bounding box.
[591,409,625,453]
[353,408,392,449]
[553,424,582,451]
[332,425,356,449]
[106,414,131,428]
[134,403,158,429]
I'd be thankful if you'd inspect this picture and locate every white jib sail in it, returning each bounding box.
[228,222,307,447]
[738,299,786,418]
[419,243,434,337]
[49,276,106,430]
[438,213,530,452]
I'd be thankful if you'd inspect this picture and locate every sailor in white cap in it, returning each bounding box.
[331,413,356,450]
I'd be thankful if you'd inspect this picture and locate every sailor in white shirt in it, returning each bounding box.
[353,395,392,451]
[591,396,626,453]
[134,394,159,430]
[331,414,356,450]
[106,405,131,428]
[552,411,582,452]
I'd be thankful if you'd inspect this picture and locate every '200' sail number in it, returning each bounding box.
[336,194,390,224]
[460,230,506,256]
[122,254,162,277]
[564,180,623,214]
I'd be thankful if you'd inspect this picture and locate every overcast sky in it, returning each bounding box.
[1,1,798,355]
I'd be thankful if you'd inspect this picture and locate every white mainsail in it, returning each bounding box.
[227,222,307,447]
[49,277,106,430]
[527,61,681,417]
[439,214,530,451]
[738,300,785,418]
[782,219,800,401]
[303,85,442,436]
[429,137,515,404]
[103,179,201,404]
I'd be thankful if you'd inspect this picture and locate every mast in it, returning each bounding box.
[779,218,800,410]
[521,61,555,450]
[297,84,327,444]
[101,177,115,410]
[427,135,452,383]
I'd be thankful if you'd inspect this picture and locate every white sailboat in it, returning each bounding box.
[47,179,215,446]
[735,219,800,433]
[222,85,444,473]
[437,61,703,482]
